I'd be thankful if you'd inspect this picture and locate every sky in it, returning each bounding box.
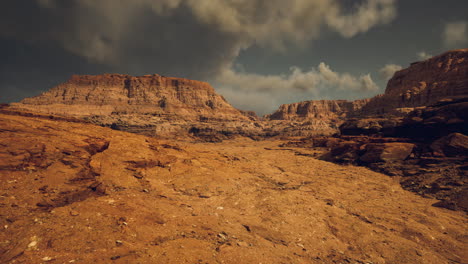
[0,0,467,115]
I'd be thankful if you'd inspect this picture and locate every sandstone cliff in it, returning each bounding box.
[9,49,468,139]
[360,49,468,115]
[16,74,246,121]
[264,49,468,136]
[11,74,260,139]
[266,99,370,121]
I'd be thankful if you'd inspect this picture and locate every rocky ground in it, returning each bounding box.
[281,97,468,212]
[1,111,466,264]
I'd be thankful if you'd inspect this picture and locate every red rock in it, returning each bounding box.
[359,143,415,163]
[15,74,245,120]
[265,99,370,121]
[430,133,468,157]
[361,49,468,115]
[10,74,261,140]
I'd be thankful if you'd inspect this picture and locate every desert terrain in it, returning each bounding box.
[1,49,467,263]
[0,110,466,264]
[2,1,468,263]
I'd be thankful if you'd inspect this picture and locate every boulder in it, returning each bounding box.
[396,99,468,139]
[430,133,468,157]
[330,141,361,162]
[359,143,415,163]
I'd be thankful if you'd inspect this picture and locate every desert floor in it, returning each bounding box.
[0,113,466,264]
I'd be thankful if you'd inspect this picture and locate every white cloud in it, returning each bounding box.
[217,63,378,93]
[378,64,403,80]
[417,51,433,60]
[326,0,397,38]
[214,63,379,114]
[443,21,468,48]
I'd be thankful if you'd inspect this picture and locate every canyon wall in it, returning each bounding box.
[11,74,260,140]
[17,74,247,121]
[9,49,468,139]
[360,49,468,115]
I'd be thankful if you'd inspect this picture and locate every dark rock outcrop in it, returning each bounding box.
[430,133,468,157]
[359,143,415,163]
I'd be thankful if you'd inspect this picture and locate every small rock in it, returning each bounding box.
[27,240,37,249]
[42,256,52,261]
[142,189,149,193]
[115,240,123,246]
[237,241,249,247]
[217,233,227,240]
[70,210,79,216]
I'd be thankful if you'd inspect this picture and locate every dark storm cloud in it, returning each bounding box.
[0,0,397,113]
[1,0,244,79]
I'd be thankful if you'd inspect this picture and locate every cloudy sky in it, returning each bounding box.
[1,0,467,115]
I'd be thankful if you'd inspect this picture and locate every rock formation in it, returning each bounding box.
[262,100,370,136]
[265,49,468,136]
[16,74,245,120]
[9,49,468,140]
[265,99,370,121]
[11,74,260,139]
[360,49,468,115]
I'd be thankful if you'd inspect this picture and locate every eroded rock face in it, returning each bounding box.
[11,74,261,139]
[16,74,245,120]
[265,99,370,121]
[359,143,415,163]
[430,133,468,157]
[263,99,370,136]
[267,49,468,136]
[360,49,468,115]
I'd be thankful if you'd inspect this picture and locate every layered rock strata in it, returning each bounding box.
[11,74,260,139]
[265,49,468,136]
[360,49,468,115]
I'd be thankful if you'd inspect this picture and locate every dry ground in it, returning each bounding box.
[0,113,466,263]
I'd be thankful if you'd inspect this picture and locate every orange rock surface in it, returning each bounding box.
[0,111,466,264]
[361,49,468,115]
[16,74,245,120]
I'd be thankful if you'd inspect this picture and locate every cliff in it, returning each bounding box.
[17,74,246,121]
[11,74,262,140]
[9,49,468,139]
[265,99,370,121]
[360,49,468,115]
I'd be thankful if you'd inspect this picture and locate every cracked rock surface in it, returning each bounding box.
[0,112,466,264]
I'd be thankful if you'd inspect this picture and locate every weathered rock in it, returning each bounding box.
[430,133,468,157]
[360,49,468,115]
[339,118,403,136]
[266,49,468,137]
[265,99,370,121]
[264,100,370,136]
[329,141,361,163]
[16,74,243,120]
[10,74,261,140]
[395,98,468,139]
[359,143,415,163]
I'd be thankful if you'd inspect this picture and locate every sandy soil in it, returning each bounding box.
[0,113,466,264]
